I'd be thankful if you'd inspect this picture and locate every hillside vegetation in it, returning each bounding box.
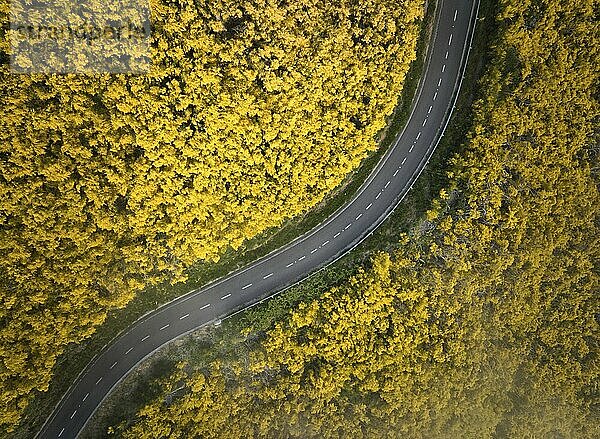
[113,0,600,437]
[0,0,425,432]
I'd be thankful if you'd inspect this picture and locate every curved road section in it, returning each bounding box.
[39,0,478,437]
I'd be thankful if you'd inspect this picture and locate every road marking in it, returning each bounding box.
[409,144,415,153]
[454,9,458,21]
[445,50,449,59]
[448,34,453,45]
[366,203,372,210]
[433,91,438,100]
[375,192,382,200]
[82,393,89,402]
[242,283,253,290]
[95,377,102,385]
[221,293,231,300]
[110,361,117,370]
[179,314,189,320]
[345,223,352,230]
[298,256,306,261]
[356,213,363,220]
[393,169,399,177]
[285,262,294,268]
[416,132,422,140]
[70,410,77,419]
[200,303,211,310]
[438,78,442,86]
[311,248,318,254]
[334,232,341,238]
[59,428,65,437]
[263,273,273,279]
[428,105,432,114]
[402,157,407,165]
[141,335,150,342]
[385,181,391,189]
[422,118,427,126]
[442,64,446,73]
[322,240,329,246]
[125,347,133,355]
[160,324,170,331]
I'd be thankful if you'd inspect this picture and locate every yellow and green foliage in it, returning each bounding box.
[0,0,425,432]
[115,0,599,437]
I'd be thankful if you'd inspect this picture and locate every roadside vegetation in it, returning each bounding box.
[102,0,599,436]
[0,0,426,433]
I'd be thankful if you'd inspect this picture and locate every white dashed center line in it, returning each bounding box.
[82,393,89,402]
[433,91,438,100]
[160,324,170,331]
[285,262,294,268]
[428,105,432,114]
[454,9,458,21]
[416,132,422,140]
[393,169,399,177]
[298,256,306,261]
[221,293,231,300]
[409,144,415,153]
[402,157,407,165]
[442,64,446,73]
[200,303,211,310]
[125,347,133,355]
[448,34,453,45]
[366,203,372,210]
[334,232,341,238]
[179,314,189,320]
[322,240,330,246]
[110,361,117,370]
[375,192,382,200]
[311,248,318,254]
[445,50,449,59]
[438,78,442,86]
[385,181,391,189]
[70,410,77,419]
[263,273,273,279]
[356,213,363,220]
[422,119,427,126]
[141,335,150,342]
[345,223,352,230]
[59,428,65,437]
[95,377,102,385]
[242,283,253,290]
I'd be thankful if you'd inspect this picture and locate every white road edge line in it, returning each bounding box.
[160,324,169,331]
[179,314,189,320]
[241,283,253,290]
[263,273,273,279]
[221,293,231,300]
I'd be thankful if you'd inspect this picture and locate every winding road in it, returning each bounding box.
[38,0,479,437]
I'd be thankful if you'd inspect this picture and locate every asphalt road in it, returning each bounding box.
[38,0,479,437]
